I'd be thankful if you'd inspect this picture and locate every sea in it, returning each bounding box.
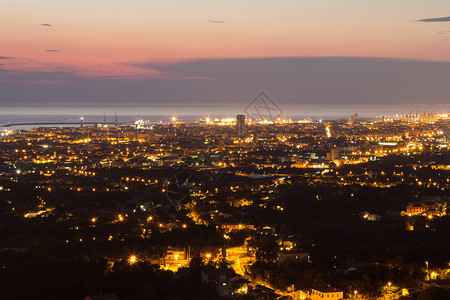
[0,104,448,130]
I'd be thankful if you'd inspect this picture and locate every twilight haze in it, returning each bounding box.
[1,0,450,110]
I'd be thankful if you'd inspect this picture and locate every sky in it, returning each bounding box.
[1,0,450,110]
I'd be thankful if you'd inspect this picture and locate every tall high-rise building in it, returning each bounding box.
[327,148,339,161]
[350,113,359,125]
[236,114,245,134]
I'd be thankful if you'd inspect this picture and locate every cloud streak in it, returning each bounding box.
[1,57,450,107]
[207,20,226,24]
[45,50,60,52]
[418,16,450,22]
[41,23,52,26]
[0,56,14,59]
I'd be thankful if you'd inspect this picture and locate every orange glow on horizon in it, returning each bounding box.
[2,0,450,78]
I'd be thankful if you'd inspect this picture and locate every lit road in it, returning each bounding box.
[226,246,292,298]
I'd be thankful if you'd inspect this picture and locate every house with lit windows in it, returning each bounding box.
[310,286,344,300]
[404,197,446,217]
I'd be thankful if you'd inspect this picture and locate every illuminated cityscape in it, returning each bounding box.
[0,112,449,299]
[2,0,450,299]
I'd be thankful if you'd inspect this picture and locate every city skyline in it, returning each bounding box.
[1,110,448,299]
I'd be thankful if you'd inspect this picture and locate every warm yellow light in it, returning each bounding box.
[91,217,97,223]
[430,272,438,280]
[129,255,137,264]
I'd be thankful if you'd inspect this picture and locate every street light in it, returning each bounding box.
[128,255,137,264]
[387,282,391,300]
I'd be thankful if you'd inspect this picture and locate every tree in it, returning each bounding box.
[417,286,449,300]
[213,257,234,271]
[256,238,279,264]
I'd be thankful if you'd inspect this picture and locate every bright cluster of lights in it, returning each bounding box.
[256,119,273,124]
[128,255,137,264]
[1,130,12,137]
[218,118,236,125]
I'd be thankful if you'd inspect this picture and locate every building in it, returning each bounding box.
[404,198,445,216]
[350,113,359,124]
[236,114,246,134]
[310,287,344,300]
[220,223,255,231]
[161,247,190,270]
[405,202,429,216]
[326,148,339,161]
